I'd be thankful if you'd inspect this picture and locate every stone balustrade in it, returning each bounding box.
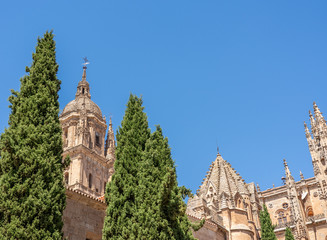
[306,213,325,223]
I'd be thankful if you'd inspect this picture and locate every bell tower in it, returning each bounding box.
[60,62,115,198]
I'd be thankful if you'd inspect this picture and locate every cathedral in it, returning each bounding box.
[60,66,327,240]
[186,103,327,240]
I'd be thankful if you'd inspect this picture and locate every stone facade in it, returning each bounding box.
[60,67,327,239]
[187,103,327,240]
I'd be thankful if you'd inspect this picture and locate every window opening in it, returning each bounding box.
[89,173,92,189]
[95,132,100,147]
[277,211,287,225]
[65,173,69,185]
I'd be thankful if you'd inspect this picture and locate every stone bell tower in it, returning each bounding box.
[59,64,115,198]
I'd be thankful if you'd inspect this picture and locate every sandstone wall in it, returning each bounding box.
[63,190,106,240]
[188,215,227,240]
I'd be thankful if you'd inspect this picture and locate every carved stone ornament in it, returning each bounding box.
[314,163,321,175]
[282,203,289,209]
[269,203,273,208]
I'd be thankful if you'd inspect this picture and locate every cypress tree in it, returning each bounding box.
[285,227,295,240]
[259,204,277,240]
[103,96,200,239]
[103,94,151,239]
[0,31,66,239]
[136,126,197,239]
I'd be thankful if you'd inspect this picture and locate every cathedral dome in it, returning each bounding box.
[61,97,102,118]
[60,65,103,119]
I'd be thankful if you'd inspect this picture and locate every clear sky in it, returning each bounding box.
[1,1,327,193]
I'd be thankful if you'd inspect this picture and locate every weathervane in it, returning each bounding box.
[82,57,90,69]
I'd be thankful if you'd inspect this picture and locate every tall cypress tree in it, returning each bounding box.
[285,227,295,240]
[103,94,151,239]
[136,126,197,239]
[259,204,277,240]
[103,96,199,239]
[0,31,66,239]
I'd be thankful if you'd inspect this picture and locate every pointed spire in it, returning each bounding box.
[313,102,324,122]
[313,102,327,137]
[309,110,315,128]
[109,116,113,132]
[197,151,249,210]
[313,102,320,114]
[256,183,261,192]
[283,158,288,167]
[284,159,290,176]
[283,159,295,185]
[105,116,116,162]
[75,58,91,99]
[300,171,304,180]
[304,121,311,139]
[82,65,87,81]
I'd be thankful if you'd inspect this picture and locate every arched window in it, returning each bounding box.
[89,173,92,189]
[277,211,287,225]
[65,172,69,185]
[234,193,243,209]
[238,199,242,208]
[307,207,314,217]
[63,129,68,147]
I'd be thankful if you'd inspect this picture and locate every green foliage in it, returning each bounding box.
[103,94,151,239]
[103,95,197,239]
[0,31,66,239]
[190,219,205,232]
[136,125,197,239]
[285,227,295,240]
[259,204,277,240]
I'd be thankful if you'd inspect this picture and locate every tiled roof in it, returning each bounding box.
[66,186,106,204]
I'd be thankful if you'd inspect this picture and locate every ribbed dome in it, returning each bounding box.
[61,66,103,119]
[61,97,102,118]
[198,153,249,198]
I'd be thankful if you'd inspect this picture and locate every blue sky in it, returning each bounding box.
[1,1,327,193]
